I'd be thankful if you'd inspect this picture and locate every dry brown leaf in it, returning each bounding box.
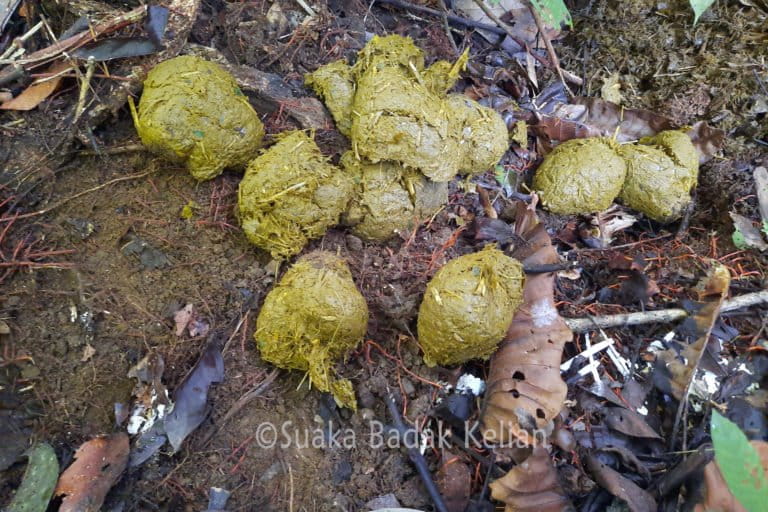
[694,441,768,512]
[55,433,129,512]
[0,61,72,111]
[586,454,656,512]
[533,97,724,161]
[481,203,572,446]
[654,262,731,401]
[490,446,574,511]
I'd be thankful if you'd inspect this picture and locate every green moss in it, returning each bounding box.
[639,130,699,175]
[617,144,696,222]
[340,152,447,240]
[131,55,264,181]
[255,251,368,409]
[533,138,627,214]
[237,131,352,259]
[417,246,524,366]
[304,60,355,137]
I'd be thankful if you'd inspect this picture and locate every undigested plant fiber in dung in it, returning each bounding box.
[417,246,524,367]
[255,251,369,410]
[131,55,264,181]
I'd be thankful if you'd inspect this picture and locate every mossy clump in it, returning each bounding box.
[131,55,264,181]
[255,252,368,409]
[639,130,699,175]
[237,131,352,259]
[341,152,448,240]
[306,35,508,182]
[533,138,627,214]
[617,144,697,222]
[417,246,524,367]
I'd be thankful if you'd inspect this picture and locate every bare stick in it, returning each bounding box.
[5,6,146,68]
[386,393,448,512]
[199,369,279,447]
[470,0,581,86]
[564,290,768,333]
[527,1,582,88]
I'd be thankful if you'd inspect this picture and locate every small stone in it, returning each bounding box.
[357,385,376,409]
[359,408,375,422]
[364,494,400,510]
[345,234,363,252]
[400,377,416,397]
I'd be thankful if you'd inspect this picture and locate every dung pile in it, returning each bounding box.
[306,35,509,182]
[237,131,352,259]
[255,251,368,409]
[131,55,264,181]
[417,246,525,366]
[340,151,448,240]
[533,130,699,221]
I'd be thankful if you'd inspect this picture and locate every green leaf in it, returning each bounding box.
[732,228,747,250]
[530,0,572,28]
[762,220,768,237]
[494,164,508,188]
[690,0,716,24]
[711,411,768,512]
[6,443,59,512]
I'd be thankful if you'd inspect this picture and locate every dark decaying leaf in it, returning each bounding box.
[5,443,59,512]
[532,96,724,161]
[653,262,730,401]
[164,341,224,451]
[603,406,662,440]
[129,342,223,465]
[55,433,130,512]
[585,454,656,512]
[436,452,472,512]
[489,446,574,512]
[481,203,572,446]
[71,6,169,61]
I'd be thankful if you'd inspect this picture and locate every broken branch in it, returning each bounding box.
[564,290,768,333]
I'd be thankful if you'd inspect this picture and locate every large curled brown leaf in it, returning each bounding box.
[489,446,574,512]
[481,203,572,446]
[55,433,130,512]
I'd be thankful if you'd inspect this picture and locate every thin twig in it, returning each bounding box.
[564,290,768,332]
[527,1,581,90]
[199,369,279,447]
[386,393,448,512]
[470,0,582,86]
[376,0,507,35]
[436,0,459,55]
[0,169,156,223]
